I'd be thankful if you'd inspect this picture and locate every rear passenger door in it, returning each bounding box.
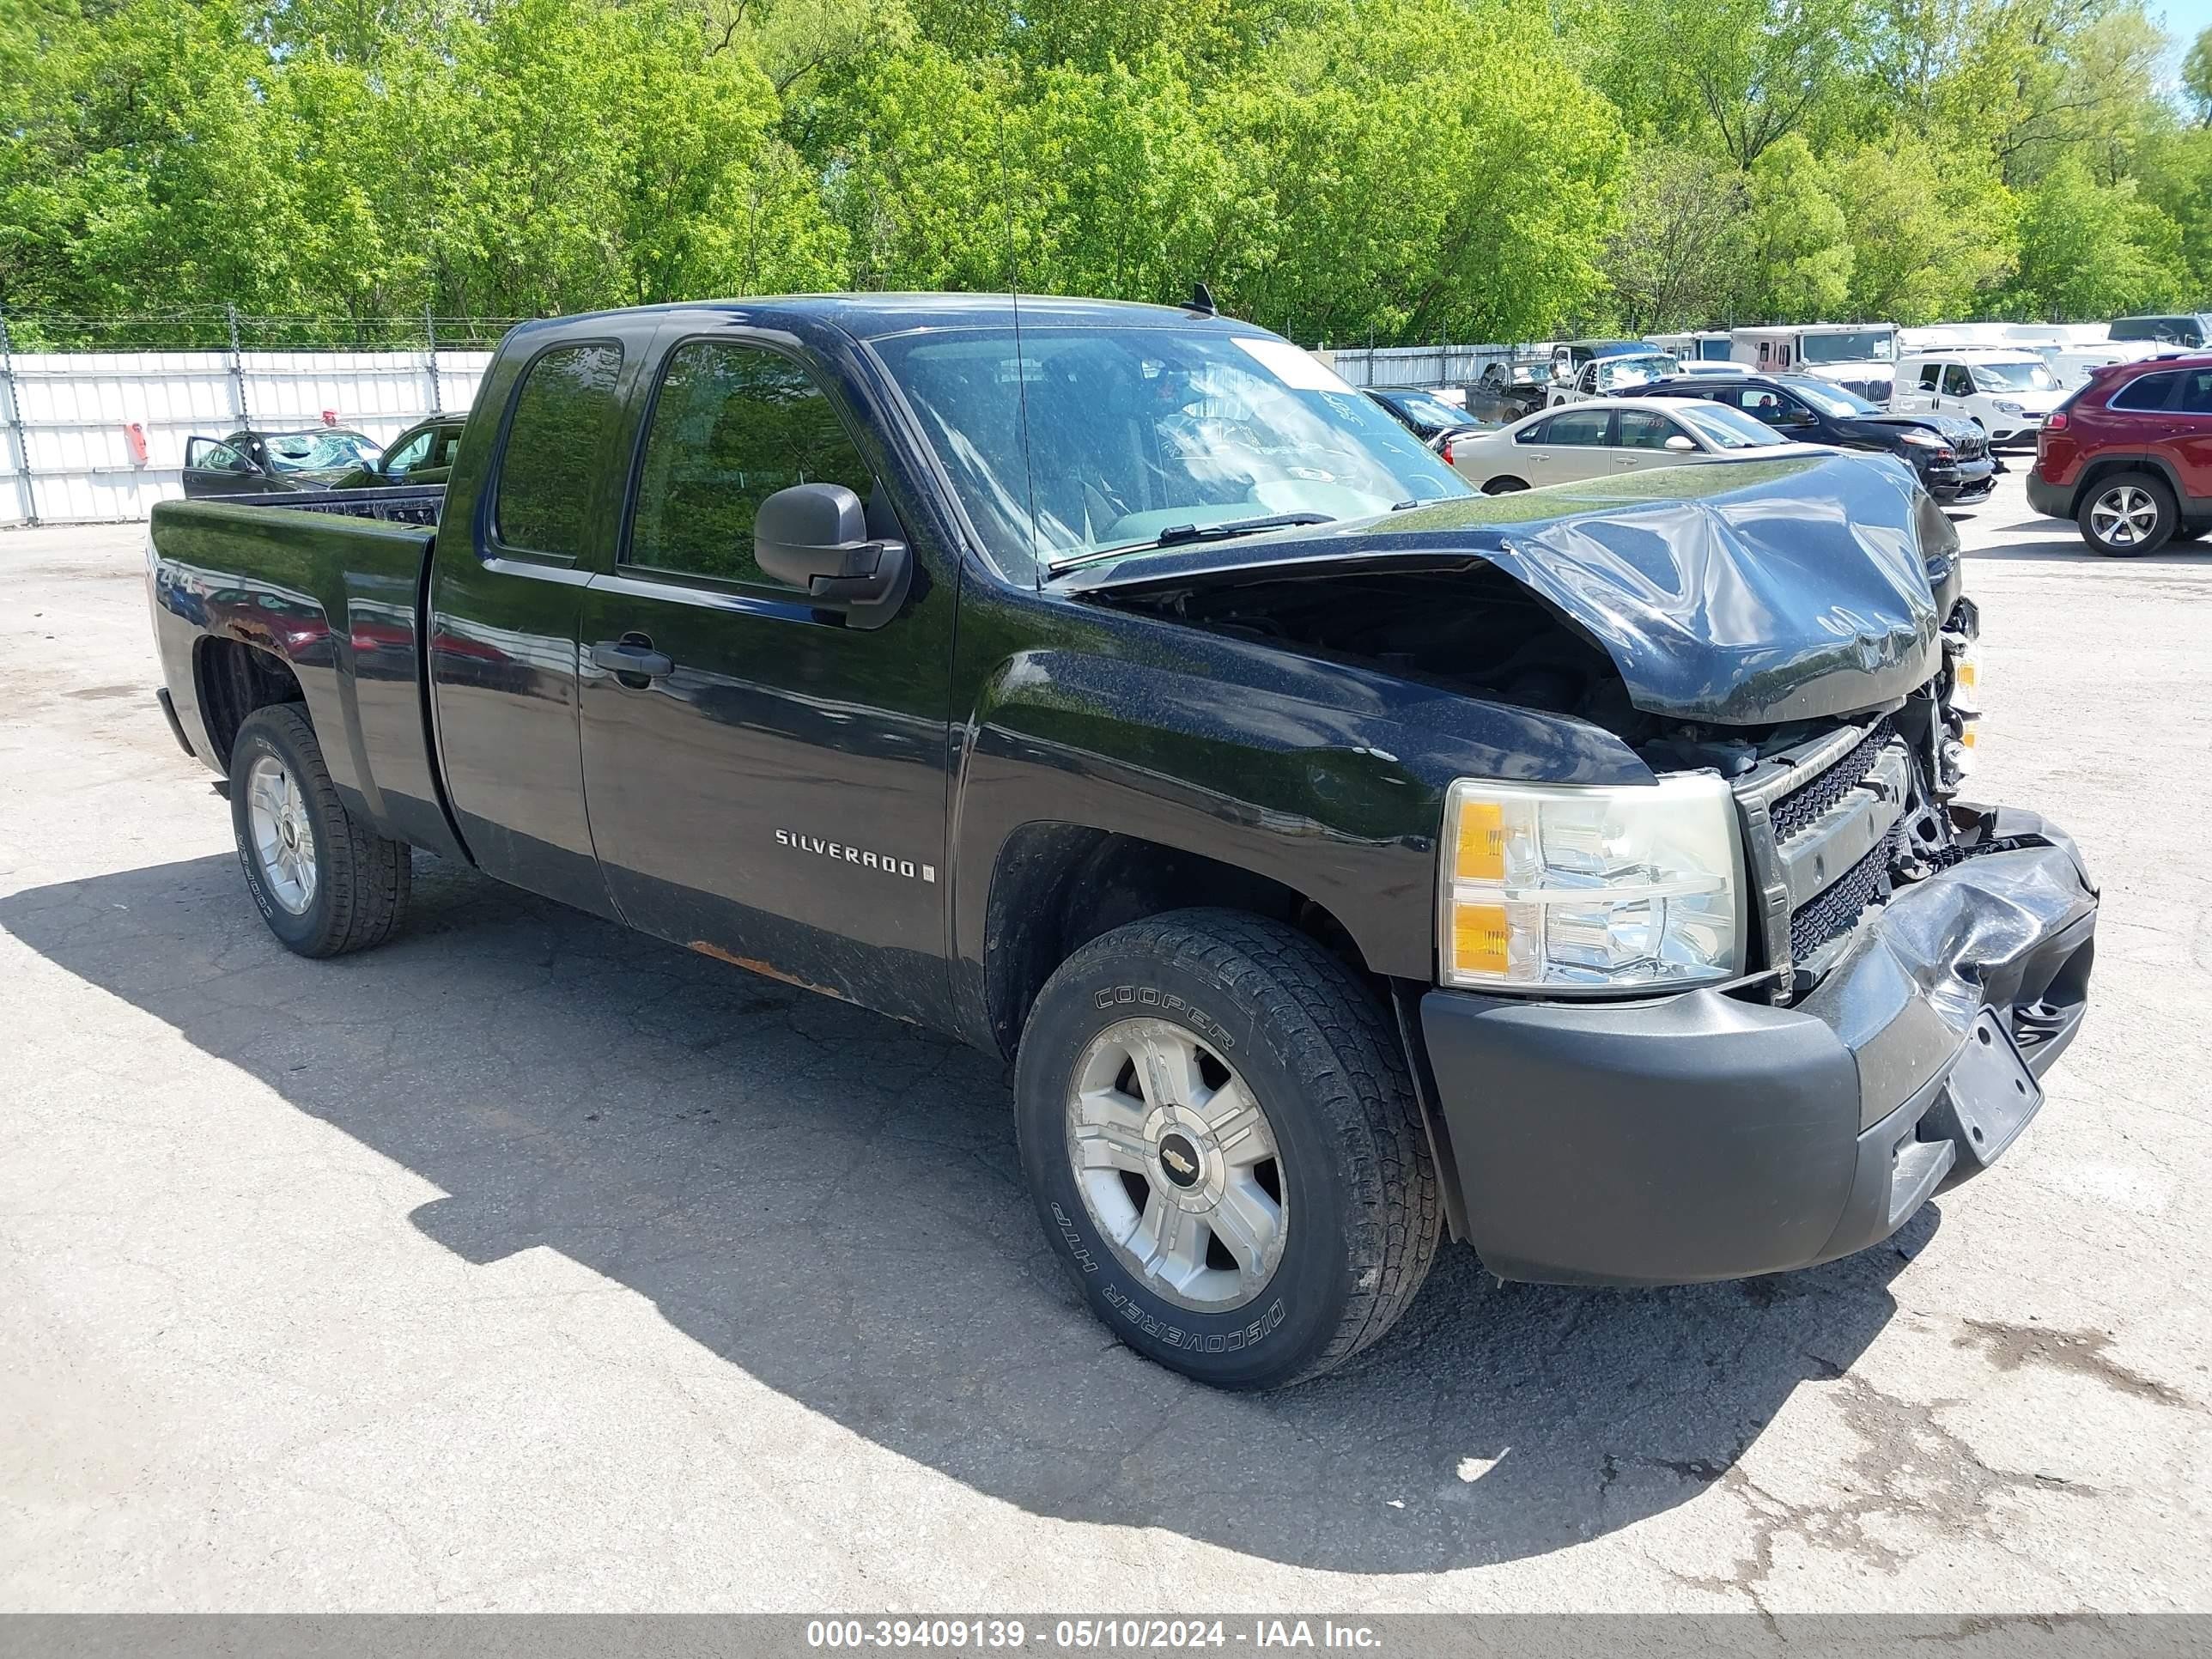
[428,330,647,920]
[574,330,960,1029]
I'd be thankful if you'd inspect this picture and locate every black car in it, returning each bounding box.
[1620,374,1996,503]
[1364,386,1488,448]
[180,427,385,498]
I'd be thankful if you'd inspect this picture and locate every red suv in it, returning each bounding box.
[2027,354,2212,555]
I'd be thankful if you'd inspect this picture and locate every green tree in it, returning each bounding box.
[1601,148,1752,329]
[2183,25,2212,126]
[2000,155,2180,319]
[1830,134,2015,321]
[1742,135,1854,318]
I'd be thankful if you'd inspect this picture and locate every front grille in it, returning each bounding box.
[1956,431,1985,459]
[1737,713,1917,988]
[1789,831,1897,962]
[1770,717,1893,842]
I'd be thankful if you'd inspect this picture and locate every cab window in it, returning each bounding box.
[186,439,253,473]
[382,429,434,476]
[1614,411,1680,450]
[495,343,624,558]
[1545,409,1613,446]
[1917,364,1942,392]
[627,340,877,586]
[1942,364,1974,398]
[2179,370,2212,415]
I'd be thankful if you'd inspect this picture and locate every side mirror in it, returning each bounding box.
[754,483,911,630]
[1663,434,1696,453]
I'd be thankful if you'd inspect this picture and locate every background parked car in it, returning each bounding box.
[1893,348,2066,445]
[1445,396,1810,492]
[1622,372,1996,502]
[2027,354,2212,555]
[332,416,465,488]
[1364,386,1490,450]
[2108,313,2211,349]
[1545,351,1679,406]
[1464,359,1551,422]
[180,428,383,498]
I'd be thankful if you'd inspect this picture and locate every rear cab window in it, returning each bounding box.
[495,343,625,558]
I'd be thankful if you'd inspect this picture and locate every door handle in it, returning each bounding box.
[591,638,674,682]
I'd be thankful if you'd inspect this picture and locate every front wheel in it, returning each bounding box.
[1015,909,1440,1389]
[2078,471,2177,556]
[230,704,412,957]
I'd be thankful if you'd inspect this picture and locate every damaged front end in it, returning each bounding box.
[1068,457,2099,1285]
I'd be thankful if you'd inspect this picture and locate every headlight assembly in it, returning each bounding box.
[1438,775,1746,992]
[1899,429,1945,448]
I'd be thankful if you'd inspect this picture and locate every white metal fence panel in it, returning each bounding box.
[1325,343,1522,389]
[0,348,495,527]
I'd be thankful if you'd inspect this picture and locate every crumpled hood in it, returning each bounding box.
[1061,452,1958,726]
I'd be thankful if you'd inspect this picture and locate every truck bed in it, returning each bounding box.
[147,492,459,861]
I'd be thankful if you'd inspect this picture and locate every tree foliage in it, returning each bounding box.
[0,0,2205,347]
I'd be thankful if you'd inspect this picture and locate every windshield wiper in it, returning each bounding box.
[1048,513,1336,573]
[1154,512,1334,547]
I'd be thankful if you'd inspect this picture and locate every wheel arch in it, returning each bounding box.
[193,635,307,767]
[2072,453,2184,519]
[976,823,1383,1061]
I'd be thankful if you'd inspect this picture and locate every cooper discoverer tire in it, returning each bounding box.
[1015,908,1440,1389]
[230,703,411,957]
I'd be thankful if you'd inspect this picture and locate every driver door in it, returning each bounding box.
[575,330,960,1029]
[181,437,265,498]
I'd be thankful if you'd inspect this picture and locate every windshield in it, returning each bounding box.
[1797,330,1896,365]
[1381,389,1474,432]
[1597,354,1678,390]
[1971,359,2060,392]
[872,326,1470,579]
[1784,380,1878,416]
[1675,404,1790,450]
[263,430,379,472]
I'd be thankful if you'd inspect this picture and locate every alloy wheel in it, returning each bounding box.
[246,753,317,914]
[1065,1018,1287,1312]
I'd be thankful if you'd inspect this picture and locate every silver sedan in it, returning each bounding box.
[1446,396,1822,494]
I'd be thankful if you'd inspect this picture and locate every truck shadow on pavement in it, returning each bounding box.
[2,850,1929,1576]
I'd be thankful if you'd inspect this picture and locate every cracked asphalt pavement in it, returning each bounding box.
[3,470,2209,1613]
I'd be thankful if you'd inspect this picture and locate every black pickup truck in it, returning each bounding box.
[145,295,2099,1389]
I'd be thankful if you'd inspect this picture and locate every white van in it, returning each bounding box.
[1891,348,2066,444]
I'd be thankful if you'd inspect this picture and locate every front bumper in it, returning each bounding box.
[1929,458,1996,502]
[1419,805,2098,1286]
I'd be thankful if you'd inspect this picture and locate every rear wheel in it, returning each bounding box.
[1483,477,1528,495]
[2077,471,2177,556]
[1015,908,1440,1389]
[230,704,411,957]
